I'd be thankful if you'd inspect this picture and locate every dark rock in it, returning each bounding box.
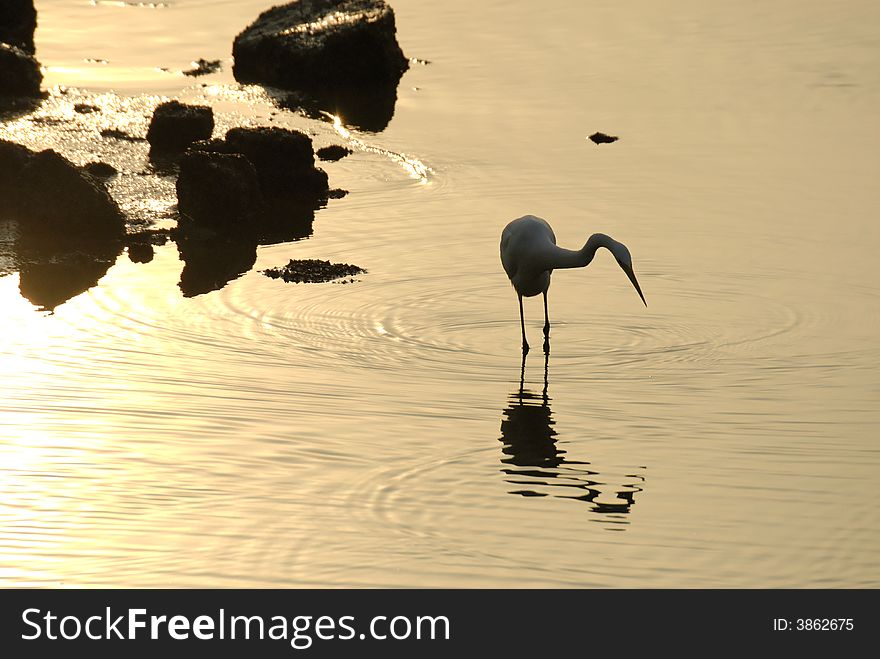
[317,144,352,161]
[0,0,37,54]
[0,144,125,249]
[182,58,222,77]
[176,150,263,227]
[327,188,348,199]
[223,126,329,198]
[589,132,619,145]
[126,241,154,264]
[0,43,42,97]
[233,0,408,88]
[0,139,32,198]
[146,101,214,152]
[83,161,118,179]
[263,258,365,283]
[1,141,124,311]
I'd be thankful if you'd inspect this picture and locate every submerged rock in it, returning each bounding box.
[317,144,353,161]
[0,0,37,55]
[588,132,619,145]
[233,0,408,89]
[146,100,215,152]
[0,43,42,97]
[176,150,263,227]
[182,58,222,77]
[263,258,365,283]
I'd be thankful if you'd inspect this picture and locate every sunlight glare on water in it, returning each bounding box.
[0,0,878,587]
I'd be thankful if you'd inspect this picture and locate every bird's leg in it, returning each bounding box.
[519,295,529,354]
[542,291,550,354]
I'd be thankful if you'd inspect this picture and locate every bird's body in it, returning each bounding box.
[500,214,646,353]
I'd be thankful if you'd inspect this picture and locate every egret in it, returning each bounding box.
[500,214,646,354]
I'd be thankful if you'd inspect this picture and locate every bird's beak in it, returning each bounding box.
[621,263,647,306]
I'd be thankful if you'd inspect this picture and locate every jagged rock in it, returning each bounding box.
[224,126,328,197]
[1,140,124,311]
[182,58,222,77]
[17,150,125,244]
[233,1,408,90]
[146,101,215,152]
[0,43,42,97]
[176,150,263,226]
[0,0,37,54]
[0,143,124,247]
[0,139,32,198]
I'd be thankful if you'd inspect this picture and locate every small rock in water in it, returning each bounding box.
[588,132,619,144]
[317,145,353,161]
[263,259,366,284]
[0,42,42,97]
[183,58,222,77]
[146,100,215,152]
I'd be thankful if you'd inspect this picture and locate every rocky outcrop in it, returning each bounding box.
[186,126,330,207]
[146,101,215,152]
[0,0,37,54]
[233,0,408,89]
[0,43,41,97]
[176,151,263,227]
[233,1,408,130]
[0,142,125,245]
[0,140,125,311]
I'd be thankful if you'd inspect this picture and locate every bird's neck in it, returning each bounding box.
[551,233,614,269]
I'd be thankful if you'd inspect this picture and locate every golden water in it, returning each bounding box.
[1,0,878,586]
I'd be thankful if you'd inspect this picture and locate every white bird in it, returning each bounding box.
[500,214,646,354]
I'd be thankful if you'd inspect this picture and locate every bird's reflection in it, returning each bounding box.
[499,353,644,525]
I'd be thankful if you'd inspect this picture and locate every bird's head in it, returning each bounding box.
[610,241,647,307]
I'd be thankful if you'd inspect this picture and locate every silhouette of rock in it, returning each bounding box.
[0,143,125,249]
[263,258,365,283]
[189,127,330,200]
[234,0,408,88]
[0,0,37,54]
[317,144,352,161]
[233,1,408,131]
[0,141,125,311]
[0,43,41,97]
[146,101,215,153]
[182,58,222,77]
[16,150,125,246]
[589,132,619,144]
[177,150,263,226]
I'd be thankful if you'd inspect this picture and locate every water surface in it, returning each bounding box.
[1,0,878,587]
